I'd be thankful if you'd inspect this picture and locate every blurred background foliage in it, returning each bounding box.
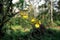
[0,0,60,40]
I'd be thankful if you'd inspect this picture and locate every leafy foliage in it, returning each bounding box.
[0,0,60,40]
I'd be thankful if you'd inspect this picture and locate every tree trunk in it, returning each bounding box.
[0,0,13,37]
[50,0,53,25]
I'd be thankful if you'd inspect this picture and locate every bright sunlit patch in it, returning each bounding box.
[11,25,32,33]
[20,28,31,33]
[11,26,22,31]
[12,0,19,4]
[24,28,30,32]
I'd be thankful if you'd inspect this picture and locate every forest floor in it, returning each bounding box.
[46,26,60,30]
[0,26,60,40]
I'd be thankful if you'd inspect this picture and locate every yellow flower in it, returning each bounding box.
[31,18,36,23]
[35,23,40,28]
[22,15,28,19]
